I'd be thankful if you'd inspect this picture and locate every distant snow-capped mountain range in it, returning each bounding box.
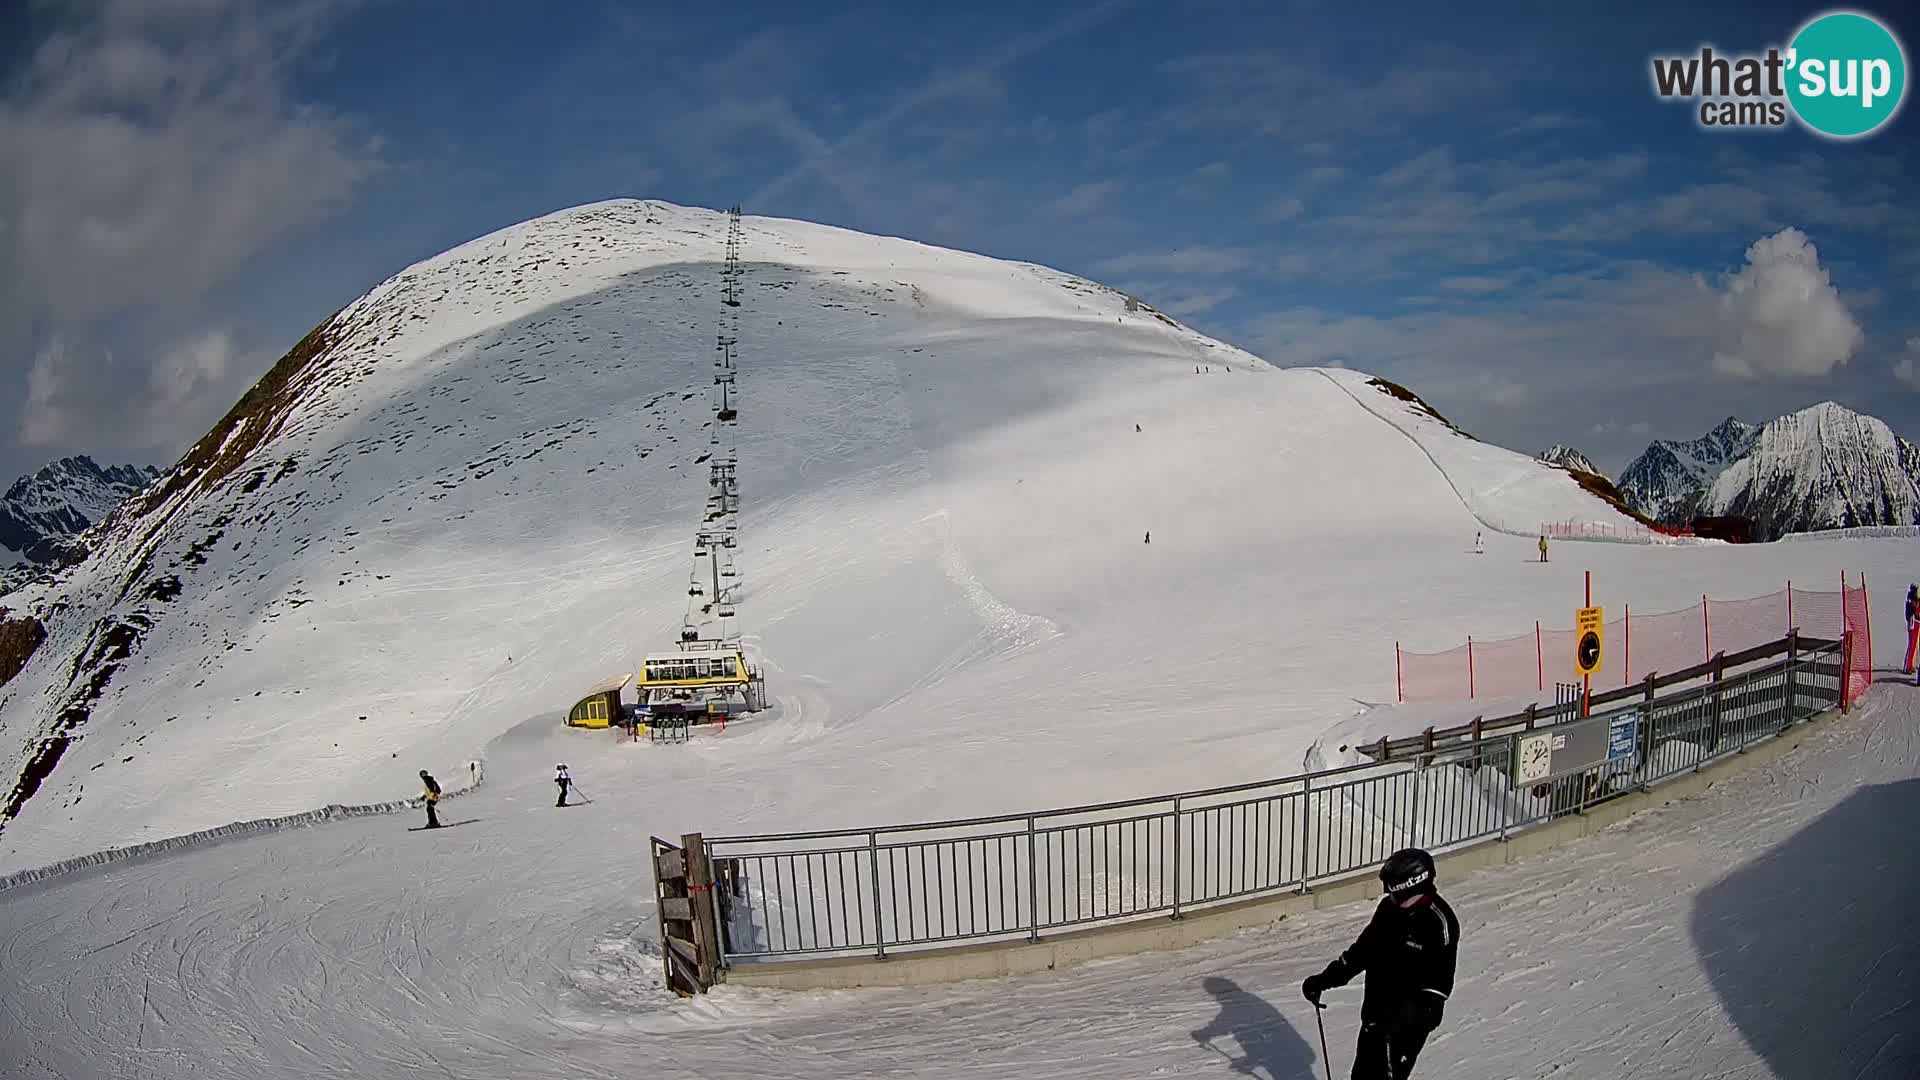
[1537,444,1602,476]
[1613,404,1920,539]
[0,456,162,593]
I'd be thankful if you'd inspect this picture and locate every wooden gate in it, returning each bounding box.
[651,833,724,995]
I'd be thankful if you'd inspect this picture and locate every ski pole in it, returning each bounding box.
[1314,1002,1333,1080]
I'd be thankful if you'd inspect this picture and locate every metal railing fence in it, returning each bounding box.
[698,635,1846,964]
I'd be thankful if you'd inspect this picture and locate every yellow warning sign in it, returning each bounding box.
[1575,606,1604,676]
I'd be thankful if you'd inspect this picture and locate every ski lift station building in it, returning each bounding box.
[636,646,766,722]
[565,673,633,729]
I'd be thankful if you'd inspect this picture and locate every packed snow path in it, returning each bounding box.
[4,679,1914,1079]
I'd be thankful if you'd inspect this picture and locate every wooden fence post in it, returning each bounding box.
[652,836,705,996]
[683,832,722,991]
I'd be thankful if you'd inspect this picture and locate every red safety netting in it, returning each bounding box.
[1397,579,1859,704]
[1842,573,1871,705]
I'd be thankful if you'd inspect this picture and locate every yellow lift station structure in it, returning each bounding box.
[566,673,633,729]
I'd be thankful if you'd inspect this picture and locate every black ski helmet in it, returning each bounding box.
[1380,848,1436,899]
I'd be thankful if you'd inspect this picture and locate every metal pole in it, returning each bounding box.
[1171,796,1184,919]
[868,831,886,959]
[1026,816,1039,942]
[1584,571,1592,716]
[1395,642,1403,703]
[1468,637,1475,700]
[1536,621,1543,692]
[1297,775,1312,892]
[1315,1004,1334,1080]
[1702,594,1712,665]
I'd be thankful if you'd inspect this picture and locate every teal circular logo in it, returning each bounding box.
[1786,11,1907,138]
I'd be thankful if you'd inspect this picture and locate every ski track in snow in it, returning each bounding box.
[0,681,1913,1079]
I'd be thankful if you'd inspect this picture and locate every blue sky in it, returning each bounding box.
[1,0,1916,482]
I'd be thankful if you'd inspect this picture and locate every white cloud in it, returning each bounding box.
[1157,286,1238,317]
[1895,336,1920,389]
[1437,275,1509,294]
[1048,180,1120,217]
[1257,196,1304,223]
[1589,420,1653,436]
[1,0,380,464]
[19,339,74,448]
[17,324,258,453]
[1095,246,1257,277]
[1193,160,1231,179]
[0,0,381,330]
[1377,147,1456,189]
[1711,228,1864,378]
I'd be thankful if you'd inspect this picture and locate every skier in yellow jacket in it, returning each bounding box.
[419,770,442,828]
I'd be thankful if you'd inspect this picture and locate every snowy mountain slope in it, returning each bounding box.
[1704,402,1920,541]
[1319,369,1643,536]
[0,457,161,595]
[0,200,1671,872]
[1537,444,1602,477]
[1617,418,1758,522]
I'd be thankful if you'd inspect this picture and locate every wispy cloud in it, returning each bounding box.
[1496,111,1590,138]
[1896,337,1920,389]
[1048,179,1121,217]
[1,0,381,454]
[1096,246,1258,276]
[1377,147,1456,189]
[749,0,1135,207]
[1257,196,1304,223]
[1437,275,1510,294]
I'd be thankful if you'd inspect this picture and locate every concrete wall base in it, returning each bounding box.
[723,708,1837,992]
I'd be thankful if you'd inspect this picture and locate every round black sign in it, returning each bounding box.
[1578,630,1601,671]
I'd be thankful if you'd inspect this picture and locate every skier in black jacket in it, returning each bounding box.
[1303,848,1459,1080]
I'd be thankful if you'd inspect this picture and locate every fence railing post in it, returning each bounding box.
[1025,816,1039,943]
[1498,732,1514,840]
[1171,796,1183,919]
[1784,629,1799,728]
[1297,775,1312,892]
[1408,756,1422,848]
[868,831,886,959]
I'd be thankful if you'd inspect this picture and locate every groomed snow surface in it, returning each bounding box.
[1,201,1916,1077]
[2,662,1914,1078]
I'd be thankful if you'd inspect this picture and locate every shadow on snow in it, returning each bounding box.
[1690,778,1920,1080]
[1190,976,1321,1079]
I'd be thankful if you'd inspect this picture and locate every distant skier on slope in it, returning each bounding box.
[1473,531,1483,555]
[1904,584,1918,675]
[419,770,443,829]
[1537,534,1548,563]
[555,763,573,807]
[1303,848,1459,1080]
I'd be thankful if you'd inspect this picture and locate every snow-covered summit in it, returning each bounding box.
[1703,401,1920,540]
[0,199,1639,872]
[1618,417,1758,522]
[1537,445,1603,477]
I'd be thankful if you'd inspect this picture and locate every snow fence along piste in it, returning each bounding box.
[1396,578,1870,705]
[700,634,1848,964]
[0,759,487,893]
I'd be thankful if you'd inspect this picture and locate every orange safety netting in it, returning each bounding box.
[1398,578,1868,704]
